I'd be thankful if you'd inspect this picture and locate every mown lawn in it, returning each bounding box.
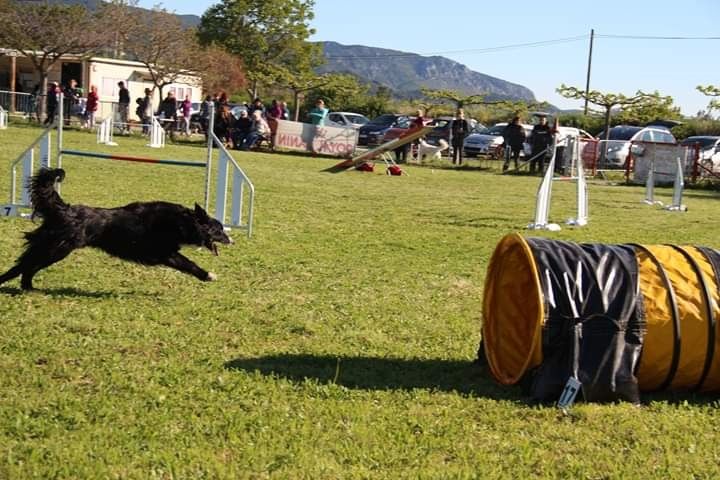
[1,122,719,479]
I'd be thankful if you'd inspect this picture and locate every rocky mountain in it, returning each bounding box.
[316,41,536,102]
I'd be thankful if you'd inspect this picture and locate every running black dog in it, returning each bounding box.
[0,168,233,290]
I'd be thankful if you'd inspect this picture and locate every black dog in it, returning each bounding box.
[0,168,233,290]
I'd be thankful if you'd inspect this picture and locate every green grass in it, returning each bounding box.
[1,122,720,479]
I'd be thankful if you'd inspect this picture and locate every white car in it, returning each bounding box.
[680,136,720,171]
[597,126,676,168]
[327,111,369,129]
[463,122,533,158]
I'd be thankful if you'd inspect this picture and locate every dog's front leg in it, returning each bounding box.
[163,253,216,282]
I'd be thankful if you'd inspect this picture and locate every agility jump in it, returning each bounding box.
[3,96,255,237]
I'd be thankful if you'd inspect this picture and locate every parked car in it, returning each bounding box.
[421,117,482,148]
[380,116,417,143]
[597,125,676,168]
[327,111,369,129]
[680,136,720,171]
[358,114,410,146]
[463,122,533,158]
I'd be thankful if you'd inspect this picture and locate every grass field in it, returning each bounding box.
[1,122,719,479]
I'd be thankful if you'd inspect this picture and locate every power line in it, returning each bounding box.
[323,32,720,60]
[596,34,720,40]
[324,35,589,59]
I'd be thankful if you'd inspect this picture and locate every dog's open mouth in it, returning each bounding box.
[205,241,219,256]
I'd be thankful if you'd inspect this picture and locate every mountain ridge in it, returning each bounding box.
[316,41,536,102]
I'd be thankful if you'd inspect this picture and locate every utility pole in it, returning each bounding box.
[583,29,594,115]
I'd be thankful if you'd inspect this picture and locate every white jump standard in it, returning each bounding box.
[3,96,255,237]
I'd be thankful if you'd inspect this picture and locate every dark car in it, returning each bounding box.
[358,114,409,147]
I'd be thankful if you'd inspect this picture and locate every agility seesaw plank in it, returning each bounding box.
[325,126,434,172]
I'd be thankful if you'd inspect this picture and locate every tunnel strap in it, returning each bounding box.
[669,246,716,391]
[692,246,719,391]
[630,244,681,391]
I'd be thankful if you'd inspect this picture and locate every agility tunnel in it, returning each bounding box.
[481,233,720,403]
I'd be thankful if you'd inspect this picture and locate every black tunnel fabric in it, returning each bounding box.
[523,238,644,403]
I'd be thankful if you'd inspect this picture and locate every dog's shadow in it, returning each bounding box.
[224,353,517,399]
[1,286,131,298]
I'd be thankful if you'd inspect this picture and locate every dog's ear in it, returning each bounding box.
[194,203,210,223]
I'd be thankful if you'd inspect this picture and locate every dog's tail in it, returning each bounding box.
[29,168,67,219]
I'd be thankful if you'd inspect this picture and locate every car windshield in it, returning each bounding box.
[346,114,369,124]
[484,125,506,135]
[367,114,397,126]
[681,137,719,148]
[395,117,413,128]
[605,126,642,140]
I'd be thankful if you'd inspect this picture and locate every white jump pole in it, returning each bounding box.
[528,136,561,231]
[566,142,588,226]
[665,157,687,212]
[147,116,165,148]
[96,116,118,146]
[0,106,7,129]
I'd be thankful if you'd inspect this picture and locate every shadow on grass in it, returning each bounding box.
[224,353,520,400]
[1,285,121,298]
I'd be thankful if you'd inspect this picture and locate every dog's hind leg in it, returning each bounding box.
[0,264,24,286]
[17,245,75,290]
[163,253,216,281]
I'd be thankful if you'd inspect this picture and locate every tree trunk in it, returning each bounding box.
[39,73,48,121]
[294,91,300,122]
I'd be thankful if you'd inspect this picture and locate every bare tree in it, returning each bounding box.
[0,1,110,117]
[117,5,205,107]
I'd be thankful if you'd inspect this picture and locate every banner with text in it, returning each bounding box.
[274,119,358,157]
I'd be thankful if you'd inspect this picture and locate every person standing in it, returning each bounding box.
[63,79,81,125]
[181,95,192,136]
[199,95,213,140]
[117,81,130,134]
[44,82,59,125]
[27,84,40,122]
[529,115,553,174]
[395,109,427,163]
[140,88,153,135]
[84,85,99,129]
[502,116,526,172]
[158,91,178,139]
[450,108,469,165]
[308,98,329,153]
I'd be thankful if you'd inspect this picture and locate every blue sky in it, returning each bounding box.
[139,0,719,115]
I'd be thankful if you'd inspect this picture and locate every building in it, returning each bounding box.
[0,49,202,121]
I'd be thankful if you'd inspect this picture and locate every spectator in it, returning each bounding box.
[281,101,290,120]
[158,91,177,138]
[502,116,526,172]
[266,99,285,146]
[117,81,130,134]
[84,85,99,129]
[27,84,40,122]
[64,79,82,125]
[214,103,233,147]
[248,98,265,118]
[242,109,270,150]
[140,88,153,134]
[232,109,252,149]
[181,95,192,136]
[44,82,59,125]
[529,115,553,174]
[308,98,329,153]
[450,108,470,165]
[199,95,213,140]
[395,109,427,163]
[308,98,328,126]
